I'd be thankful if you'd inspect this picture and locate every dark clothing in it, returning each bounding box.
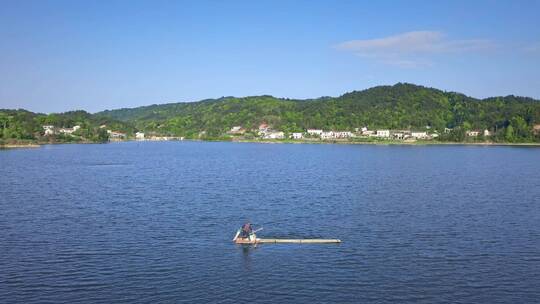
[241,223,253,237]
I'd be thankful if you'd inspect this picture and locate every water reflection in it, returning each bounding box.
[238,244,257,271]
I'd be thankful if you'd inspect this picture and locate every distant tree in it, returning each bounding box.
[505,125,515,142]
[95,128,109,143]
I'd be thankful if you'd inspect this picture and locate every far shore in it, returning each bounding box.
[0,143,41,149]
[2,138,540,150]
[232,138,540,147]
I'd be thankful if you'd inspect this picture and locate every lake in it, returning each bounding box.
[1,141,539,303]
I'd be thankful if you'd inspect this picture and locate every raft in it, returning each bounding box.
[234,237,341,244]
[232,226,341,244]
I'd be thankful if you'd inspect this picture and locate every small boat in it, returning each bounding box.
[232,226,341,244]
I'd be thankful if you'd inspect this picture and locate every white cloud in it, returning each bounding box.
[336,31,495,67]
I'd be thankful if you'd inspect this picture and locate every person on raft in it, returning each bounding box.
[241,222,253,238]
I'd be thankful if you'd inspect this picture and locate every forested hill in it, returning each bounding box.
[2,83,540,144]
[95,83,540,141]
[0,109,135,144]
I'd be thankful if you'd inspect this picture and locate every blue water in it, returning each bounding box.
[1,141,540,303]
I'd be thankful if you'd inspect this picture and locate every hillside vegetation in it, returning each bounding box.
[2,83,540,144]
[96,83,540,142]
[0,109,135,145]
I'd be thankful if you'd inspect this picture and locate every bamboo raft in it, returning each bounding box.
[234,237,341,244]
[233,227,341,244]
[258,238,341,244]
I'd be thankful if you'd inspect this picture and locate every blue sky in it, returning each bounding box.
[1,0,539,113]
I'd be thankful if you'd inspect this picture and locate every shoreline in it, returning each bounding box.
[0,140,105,150]
[2,139,540,150]
[0,143,41,149]
[232,139,540,147]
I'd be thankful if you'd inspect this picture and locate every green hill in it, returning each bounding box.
[95,83,540,142]
[2,83,540,144]
[0,109,135,144]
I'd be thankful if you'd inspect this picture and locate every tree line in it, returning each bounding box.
[96,83,540,142]
[3,83,540,144]
[0,109,135,144]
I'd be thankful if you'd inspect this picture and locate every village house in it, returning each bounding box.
[334,131,353,138]
[444,127,453,133]
[291,132,303,139]
[392,132,404,140]
[307,129,323,136]
[148,136,172,141]
[257,123,270,136]
[391,130,411,140]
[466,130,480,137]
[411,131,428,139]
[42,125,55,136]
[263,131,284,139]
[107,130,126,139]
[59,125,80,135]
[362,130,374,136]
[258,123,269,132]
[135,132,145,140]
[533,124,540,135]
[483,129,491,137]
[228,126,245,135]
[376,130,390,138]
[320,131,335,140]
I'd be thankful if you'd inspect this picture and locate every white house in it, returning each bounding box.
[411,131,428,139]
[483,129,491,137]
[291,132,303,139]
[148,136,172,141]
[264,131,284,139]
[466,130,480,137]
[320,131,335,140]
[135,132,145,140]
[307,129,323,136]
[58,125,81,135]
[376,130,390,138]
[361,127,368,132]
[229,126,245,134]
[393,132,404,140]
[334,131,352,138]
[362,130,375,136]
[107,130,126,139]
[43,125,55,136]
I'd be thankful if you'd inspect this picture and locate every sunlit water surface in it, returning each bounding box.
[1,141,539,303]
